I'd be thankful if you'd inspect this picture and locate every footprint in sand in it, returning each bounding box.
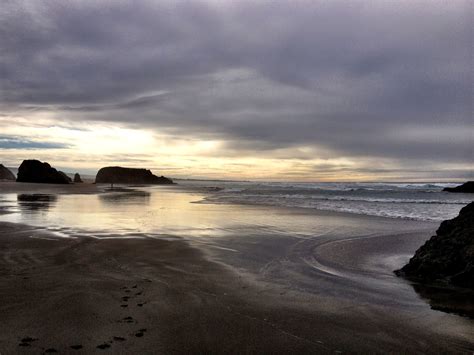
[113,336,126,342]
[96,343,111,349]
[135,328,147,337]
[21,337,38,342]
[70,344,83,350]
[120,304,128,308]
[120,316,135,324]
[19,337,38,347]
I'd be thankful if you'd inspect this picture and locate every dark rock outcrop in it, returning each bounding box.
[95,166,173,185]
[58,171,72,183]
[73,173,83,183]
[443,181,474,193]
[395,202,474,289]
[0,164,15,180]
[16,160,71,184]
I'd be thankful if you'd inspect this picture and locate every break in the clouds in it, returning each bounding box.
[0,135,68,150]
[0,0,472,180]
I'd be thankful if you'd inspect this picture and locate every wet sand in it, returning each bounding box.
[0,181,101,195]
[0,183,473,353]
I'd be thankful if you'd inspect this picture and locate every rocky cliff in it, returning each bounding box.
[16,160,71,184]
[95,166,173,185]
[0,164,15,180]
[396,202,474,289]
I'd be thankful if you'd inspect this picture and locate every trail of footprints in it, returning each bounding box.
[18,280,152,353]
[120,283,147,308]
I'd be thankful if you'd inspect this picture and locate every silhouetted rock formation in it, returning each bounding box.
[58,171,72,183]
[95,166,173,185]
[16,160,71,184]
[0,164,15,180]
[443,181,474,193]
[396,202,474,289]
[74,173,83,183]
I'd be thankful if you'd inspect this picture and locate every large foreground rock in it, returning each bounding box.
[95,166,173,184]
[395,202,474,289]
[16,160,71,184]
[443,181,474,193]
[0,164,15,180]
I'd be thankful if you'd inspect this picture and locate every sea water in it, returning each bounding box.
[0,182,471,232]
[183,180,472,221]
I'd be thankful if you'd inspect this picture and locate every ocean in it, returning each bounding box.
[180,180,472,221]
[0,181,471,238]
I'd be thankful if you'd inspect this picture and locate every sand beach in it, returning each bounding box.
[0,182,473,353]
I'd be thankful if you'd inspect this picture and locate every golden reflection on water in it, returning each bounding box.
[1,187,328,237]
[0,186,422,239]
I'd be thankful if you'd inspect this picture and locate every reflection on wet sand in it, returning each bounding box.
[99,190,151,204]
[412,283,474,319]
[17,194,58,212]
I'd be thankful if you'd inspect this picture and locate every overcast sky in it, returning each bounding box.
[0,0,472,181]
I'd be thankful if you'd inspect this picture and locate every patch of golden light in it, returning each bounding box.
[78,126,156,155]
[155,137,223,157]
[0,116,415,181]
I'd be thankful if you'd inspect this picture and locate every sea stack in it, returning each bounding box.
[443,181,474,193]
[74,173,83,183]
[395,202,474,289]
[95,166,173,185]
[16,160,71,184]
[0,164,15,180]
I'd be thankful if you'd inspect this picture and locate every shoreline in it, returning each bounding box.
[0,180,458,223]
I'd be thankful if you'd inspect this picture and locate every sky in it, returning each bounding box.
[0,0,472,181]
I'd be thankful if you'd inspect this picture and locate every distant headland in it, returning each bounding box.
[443,181,474,193]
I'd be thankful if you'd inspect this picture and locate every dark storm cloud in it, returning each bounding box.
[1,0,472,165]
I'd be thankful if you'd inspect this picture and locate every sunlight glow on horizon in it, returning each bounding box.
[0,116,471,182]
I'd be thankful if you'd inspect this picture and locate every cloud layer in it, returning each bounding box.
[1,0,472,179]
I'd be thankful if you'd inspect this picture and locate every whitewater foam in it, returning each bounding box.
[186,181,472,221]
